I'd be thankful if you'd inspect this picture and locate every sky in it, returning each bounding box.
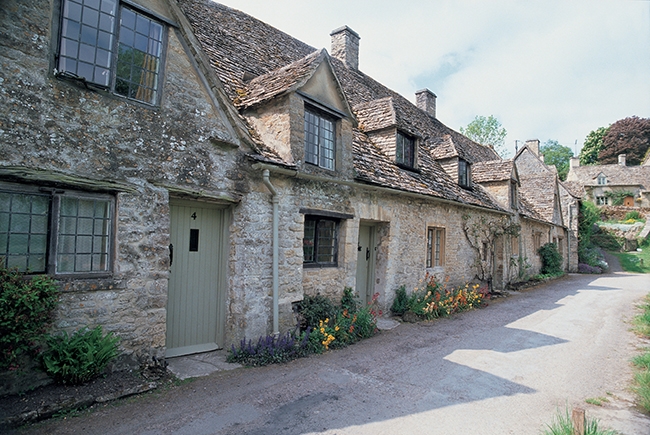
[217,0,650,158]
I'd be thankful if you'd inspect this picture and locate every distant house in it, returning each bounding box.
[566,154,650,208]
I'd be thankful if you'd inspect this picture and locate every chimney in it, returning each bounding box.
[570,157,580,169]
[525,139,540,156]
[415,89,436,118]
[618,154,626,166]
[330,26,360,70]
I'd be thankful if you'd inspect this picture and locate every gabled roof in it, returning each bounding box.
[234,49,326,109]
[177,0,506,212]
[518,172,562,225]
[566,163,650,187]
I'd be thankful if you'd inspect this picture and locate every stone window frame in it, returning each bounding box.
[533,232,542,253]
[302,215,340,268]
[304,105,337,171]
[426,226,446,268]
[55,0,169,106]
[511,235,519,257]
[0,181,115,277]
[596,196,608,206]
[458,159,471,188]
[597,174,607,185]
[510,180,518,210]
[396,131,416,169]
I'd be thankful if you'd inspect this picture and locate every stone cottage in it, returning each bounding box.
[514,140,579,273]
[1,0,575,366]
[176,0,542,340]
[0,0,270,363]
[566,154,650,208]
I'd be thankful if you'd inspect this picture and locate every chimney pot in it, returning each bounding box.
[415,89,436,118]
[570,157,580,169]
[330,26,360,70]
[618,154,626,166]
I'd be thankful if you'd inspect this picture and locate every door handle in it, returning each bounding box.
[169,243,174,267]
[366,247,370,261]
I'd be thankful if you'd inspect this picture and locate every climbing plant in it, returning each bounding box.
[604,190,635,206]
[462,214,520,285]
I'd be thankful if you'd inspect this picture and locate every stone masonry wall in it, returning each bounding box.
[0,0,250,364]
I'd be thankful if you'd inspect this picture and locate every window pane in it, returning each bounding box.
[303,219,315,262]
[57,196,111,273]
[58,0,117,86]
[316,220,336,263]
[0,191,49,272]
[304,109,335,170]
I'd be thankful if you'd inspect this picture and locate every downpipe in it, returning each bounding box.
[261,169,280,337]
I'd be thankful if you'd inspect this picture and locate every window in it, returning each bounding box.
[510,181,518,210]
[303,216,338,266]
[396,131,415,168]
[596,196,608,206]
[597,174,607,185]
[426,227,445,267]
[304,107,335,170]
[533,232,542,251]
[458,159,471,188]
[511,236,519,256]
[0,183,113,275]
[58,0,165,105]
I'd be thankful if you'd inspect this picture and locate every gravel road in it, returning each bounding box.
[18,269,650,435]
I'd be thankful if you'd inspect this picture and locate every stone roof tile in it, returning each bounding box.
[473,160,514,183]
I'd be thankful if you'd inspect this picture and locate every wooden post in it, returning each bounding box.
[572,407,585,435]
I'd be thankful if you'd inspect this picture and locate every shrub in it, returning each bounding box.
[579,201,600,246]
[41,326,119,385]
[390,286,408,315]
[578,263,602,274]
[538,243,563,276]
[0,267,59,370]
[340,287,359,314]
[624,210,642,221]
[297,294,337,330]
[541,407,617,435]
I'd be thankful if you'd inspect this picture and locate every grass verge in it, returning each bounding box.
[612,246,650,273]
[632,294,650,414]
[541,407,617,435]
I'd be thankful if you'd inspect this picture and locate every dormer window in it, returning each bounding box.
[396,131,415,168]
[304,106,335,170]
[458,159,471,188]
[597,174,607,185]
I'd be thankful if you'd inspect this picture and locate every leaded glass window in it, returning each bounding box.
[58,0,165,104]
[304,108,335,170]
[396,131,415,168]
[303,216,338,266]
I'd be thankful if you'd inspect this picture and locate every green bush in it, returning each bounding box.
[0,267,59,370]
[591,230,623,252]
[297,294,337,329]
[390,286,408,315]
[624,210,642,221]
[42,326,119,385]
[579,201,600,247]
[538,243,563,276]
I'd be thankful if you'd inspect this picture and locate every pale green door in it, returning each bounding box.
[166,200,226,357]
[355,224,376,306]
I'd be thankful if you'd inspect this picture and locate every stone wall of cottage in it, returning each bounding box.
[0,0,250,364]
[366,128,398,161]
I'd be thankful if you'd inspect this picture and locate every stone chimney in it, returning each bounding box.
[415,89,436,118]
[330,26,360,70]
[526,139,540,156]
[570,157,580,169]
[618,154,626,166]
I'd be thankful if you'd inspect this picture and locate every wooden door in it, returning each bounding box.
[166,200,226,357]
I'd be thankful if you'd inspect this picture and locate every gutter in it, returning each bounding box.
[260,169,280,337]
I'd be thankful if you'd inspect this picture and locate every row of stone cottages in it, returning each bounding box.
[0,0,578,365]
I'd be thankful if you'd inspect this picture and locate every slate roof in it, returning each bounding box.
[518,172,560,224]
[473,159,515,183]
[177,0,506,212]
[566,164,650,188]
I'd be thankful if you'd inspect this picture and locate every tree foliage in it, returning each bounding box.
[541,140,573,181]
[579,126,608,166]
[460,115,508,157]
[598,116,650,165]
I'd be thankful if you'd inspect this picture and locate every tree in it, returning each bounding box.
[541,140,573,181]
[598,116,650,165]
[579,126,608,166]
[460,115,508,157]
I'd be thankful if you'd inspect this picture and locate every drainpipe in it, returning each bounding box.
[261,169,280,337]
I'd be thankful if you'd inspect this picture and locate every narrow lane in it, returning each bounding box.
[20,271,650,435]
